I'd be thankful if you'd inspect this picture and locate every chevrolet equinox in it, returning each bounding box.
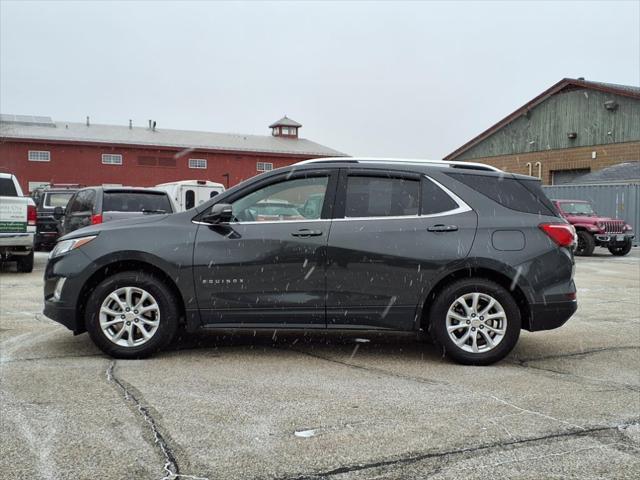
[44,158,577,365]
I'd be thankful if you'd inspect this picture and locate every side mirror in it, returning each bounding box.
[53,206,64,220]
[202,203,233,225]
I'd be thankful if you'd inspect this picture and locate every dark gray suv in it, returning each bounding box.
[43,158,577,365]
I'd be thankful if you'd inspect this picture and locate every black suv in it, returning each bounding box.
[57,186,174,235]
[43,159,577,365]
[33,186,79,250]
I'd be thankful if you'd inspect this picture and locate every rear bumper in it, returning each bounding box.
[0,233,34,248]
[527,300,577,331]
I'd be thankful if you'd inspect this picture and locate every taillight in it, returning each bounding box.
[91,214,103,225]
[27,205,37,226]
[539,223,575,247]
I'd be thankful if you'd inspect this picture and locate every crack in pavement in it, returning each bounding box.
[514,360,640,393]
[288,347,587,431]
[513,345,639,364]
[0,352,105,364]
[105,361,209,480]
[271,420,640,480]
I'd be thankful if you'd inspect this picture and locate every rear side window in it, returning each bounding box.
[346,176,419,217]
[422,178,459,214]
[103,192,172,213]
[447,173,557,216]
[0,178,17,196]
[185,190,195,210]
[67,190,96,214]
[44,192,74,208]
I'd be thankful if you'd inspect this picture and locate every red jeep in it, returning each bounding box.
[552,199,634,256]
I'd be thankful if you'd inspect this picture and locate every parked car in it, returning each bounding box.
[154,180,224,212]
[552,199,634,256]
[33,186,79,250]
[56,187,174,236]
[0,173,36,272]
[43,158,577,365]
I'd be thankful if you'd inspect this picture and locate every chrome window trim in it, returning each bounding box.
[192,174,472,226]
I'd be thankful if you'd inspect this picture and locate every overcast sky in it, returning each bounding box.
[1,0,639,158]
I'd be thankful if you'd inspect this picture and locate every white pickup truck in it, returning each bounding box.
[0,173,36,272]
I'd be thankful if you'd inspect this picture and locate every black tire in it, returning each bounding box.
[16,251,34,273]
[85,271,179,359]
[575,231,595,256]
[608,240,632,256]
[428,278,521,366]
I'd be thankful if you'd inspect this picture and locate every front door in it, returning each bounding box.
[193,170,337,327]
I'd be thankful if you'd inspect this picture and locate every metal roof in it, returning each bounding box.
[0,115,345,157]
[572,161,640,184]
[445,78,640,160]
[268,116,302,128]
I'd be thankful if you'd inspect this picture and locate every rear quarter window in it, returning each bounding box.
[103,192,172,213]
[447,172,557,216]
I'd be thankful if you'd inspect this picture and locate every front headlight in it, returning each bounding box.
[624,224,633,231]
[49,235,97,259]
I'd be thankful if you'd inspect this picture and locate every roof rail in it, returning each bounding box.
[294,157,502,172]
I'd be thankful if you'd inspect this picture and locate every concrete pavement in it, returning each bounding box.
[1,249,638,479]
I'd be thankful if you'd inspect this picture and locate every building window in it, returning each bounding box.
[102,154,123,165]
[28,150,50,162]
[189,158,207,169]
[257,162,273,172]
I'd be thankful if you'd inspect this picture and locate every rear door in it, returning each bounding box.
[325,169,478,331]
[63,189,96,234]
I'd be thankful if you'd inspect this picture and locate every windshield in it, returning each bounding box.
[103,192,172,213]
[559,202,596,215]
[44,192,74,208]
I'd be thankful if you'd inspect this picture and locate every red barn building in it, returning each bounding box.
[0,114,345,193]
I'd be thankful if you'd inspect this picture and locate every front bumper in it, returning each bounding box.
[594,233,634,244]
[43,249,93,334]
[527,300,577,331]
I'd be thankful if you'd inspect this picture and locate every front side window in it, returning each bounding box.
[28,150,50,162]
[231,176,328,222]
[345,176,419,218]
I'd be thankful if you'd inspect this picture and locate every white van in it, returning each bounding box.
[154,180,225,212]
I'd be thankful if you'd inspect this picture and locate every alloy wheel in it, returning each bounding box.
[446,292,507,353]
[99,286,160,347]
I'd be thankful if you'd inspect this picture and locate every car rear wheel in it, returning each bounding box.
[608,239,632,256]
[85,271,179,359]
[429,278,521,365]
[575,231,595,256]
[16,251,34,273]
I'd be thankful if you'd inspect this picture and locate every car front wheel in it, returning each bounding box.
[608,239,633,256]
[85,271,179,359]
[575,231,595,256]
[429,278,521,365]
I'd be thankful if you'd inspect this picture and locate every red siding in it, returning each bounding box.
[0,139,326,192]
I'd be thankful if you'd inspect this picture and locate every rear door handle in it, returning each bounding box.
[291,229,323,238]
[427,224,458,232]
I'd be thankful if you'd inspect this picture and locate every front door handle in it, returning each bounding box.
[291,229,323,238]
[427,224,458,232]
